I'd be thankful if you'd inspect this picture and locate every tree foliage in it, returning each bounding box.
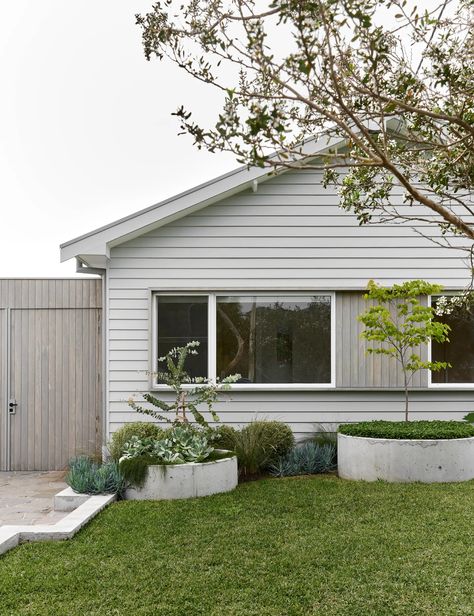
[358,279,451,420]
[136,0,474,249]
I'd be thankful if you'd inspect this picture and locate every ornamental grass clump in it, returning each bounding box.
[218,420,295,478]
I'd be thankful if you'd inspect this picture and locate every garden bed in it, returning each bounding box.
[338,421,474,483]
[124,451,238,500]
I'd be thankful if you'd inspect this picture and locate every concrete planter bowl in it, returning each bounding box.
[124,451,238,500]
[338,433,474,483]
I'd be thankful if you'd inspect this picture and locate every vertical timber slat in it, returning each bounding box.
[0,279,102,470]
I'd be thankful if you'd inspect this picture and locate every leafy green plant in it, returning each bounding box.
[129,341,240,427]
[359,280,451,421]
[109,422,165,461]
[338,420,474,440]
[66,457,126,496]
[463,412,474,424]
[269,443,336,477]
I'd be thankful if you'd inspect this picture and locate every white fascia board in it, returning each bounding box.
[77,254,109,269]
[60,133,342,263]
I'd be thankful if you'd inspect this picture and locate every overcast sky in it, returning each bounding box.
[0,2,236,277]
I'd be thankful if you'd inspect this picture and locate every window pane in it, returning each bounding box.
[157,296,208,378]
[432,300,474,383]
[216,296,331,384]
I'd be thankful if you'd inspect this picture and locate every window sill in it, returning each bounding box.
[150,383,336,392]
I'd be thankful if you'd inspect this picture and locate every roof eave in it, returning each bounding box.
[60,133,343,263]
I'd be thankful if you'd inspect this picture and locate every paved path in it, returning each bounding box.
[0,471,68,526]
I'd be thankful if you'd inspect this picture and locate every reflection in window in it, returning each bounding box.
[157,296,208,378]
[216,296,331,384]
[432,299,474,383]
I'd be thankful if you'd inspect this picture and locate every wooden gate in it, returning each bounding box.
[0,280,102,471]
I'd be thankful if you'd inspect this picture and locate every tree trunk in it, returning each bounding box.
[248,301,257,382]
[176,391,188,423]
[404,374,409,422]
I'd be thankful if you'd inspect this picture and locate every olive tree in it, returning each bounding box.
[136,0,474,250]
[358,280,451,421]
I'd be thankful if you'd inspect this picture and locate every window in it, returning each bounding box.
[156,295,208,379]
[431,297,474,385]
[153,293,334,388]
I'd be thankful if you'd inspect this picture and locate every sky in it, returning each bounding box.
[0,1,236,277]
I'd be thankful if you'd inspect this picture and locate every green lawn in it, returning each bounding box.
[1,476,474,615]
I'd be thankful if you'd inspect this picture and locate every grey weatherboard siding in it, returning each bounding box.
[106,169,474,439]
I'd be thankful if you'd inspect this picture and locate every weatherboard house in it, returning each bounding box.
[61,139,474,444]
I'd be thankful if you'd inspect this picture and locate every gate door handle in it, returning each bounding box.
[8,400,18,415]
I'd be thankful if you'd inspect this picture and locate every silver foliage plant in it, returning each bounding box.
[66,457,126,496]
[269,442,337,477]
[120,426,214,464]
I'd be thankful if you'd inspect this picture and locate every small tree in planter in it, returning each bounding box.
[129,340,240,428]
[358,280,451,421]
[122,342,241,498]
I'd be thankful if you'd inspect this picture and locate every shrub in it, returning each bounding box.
[109,422,165,461]
[66,457,126,496]
[269,442,336,477]
[211,424,238,450]
[231,420,295,477]
[250,420,295,463]
[338,420,474,440]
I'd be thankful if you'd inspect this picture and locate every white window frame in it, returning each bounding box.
[150,291,336,391]
[428,293,474,389]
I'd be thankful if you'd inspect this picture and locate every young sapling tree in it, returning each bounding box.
[358,280,451,421]
[129,341,240,428]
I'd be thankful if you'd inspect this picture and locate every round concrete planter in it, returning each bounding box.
[124,451,238,500]
[338,433,474,483]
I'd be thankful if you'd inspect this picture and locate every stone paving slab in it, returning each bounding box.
[0,471,68,526]
[0,493,117,556]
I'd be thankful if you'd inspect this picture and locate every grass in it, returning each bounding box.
[1,476,474,615]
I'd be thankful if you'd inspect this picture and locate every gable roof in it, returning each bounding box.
[60,133,342,268]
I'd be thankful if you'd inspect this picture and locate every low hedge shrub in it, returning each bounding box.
[212,424,238,450]
[338,420,474,440]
